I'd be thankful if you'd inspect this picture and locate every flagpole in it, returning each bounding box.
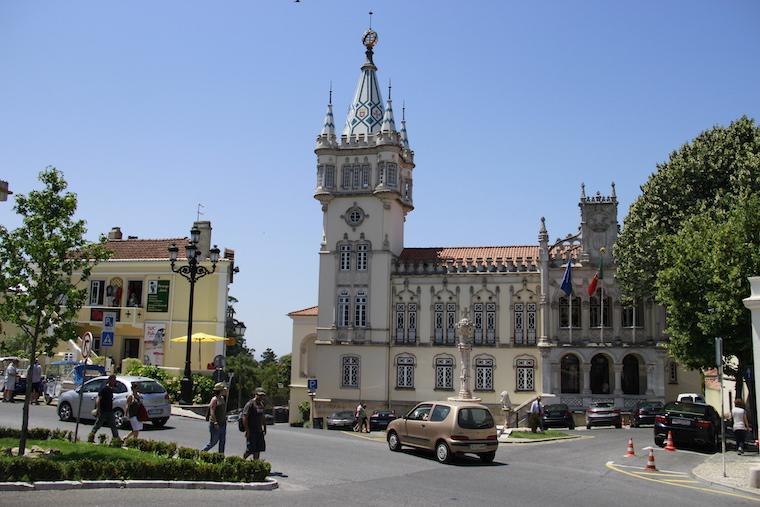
[632,305,636,345]
[600,282,604,344]
[569,294,573,345]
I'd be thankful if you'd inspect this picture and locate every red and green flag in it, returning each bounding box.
[587,248,605,296]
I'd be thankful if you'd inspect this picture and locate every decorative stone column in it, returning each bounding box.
[742,277,760,432]
[646,363,656,396]
[613,363,623,395]
[450,312,479,401]
[581,364,591,395]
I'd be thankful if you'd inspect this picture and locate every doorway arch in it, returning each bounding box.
[590,354,611,394]
[622,354,641,395]
[560,354,580,393]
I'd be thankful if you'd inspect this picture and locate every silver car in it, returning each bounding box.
[57,375,171,429]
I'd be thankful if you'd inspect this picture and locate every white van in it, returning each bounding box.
[677,393,706,404]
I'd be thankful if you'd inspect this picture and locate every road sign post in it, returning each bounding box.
[74,332,93,442]
[716,337,726,478]
[307,378,318,393]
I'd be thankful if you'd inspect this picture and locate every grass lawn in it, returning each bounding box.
[508,430,571,439]
[0,438,166,463]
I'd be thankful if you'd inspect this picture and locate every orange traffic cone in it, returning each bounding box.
[624,438,636,457]
[664,431,677,452]
[645,448,657,471]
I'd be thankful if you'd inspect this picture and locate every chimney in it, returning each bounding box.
[193,221,212,259]
[107,227,123,240]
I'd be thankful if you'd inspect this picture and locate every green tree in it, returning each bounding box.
[656,196,760,378]
[227,352,259,410]
[0,168,110,454]
[260,348,277,366]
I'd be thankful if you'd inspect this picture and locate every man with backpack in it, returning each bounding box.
[242,388,267,460]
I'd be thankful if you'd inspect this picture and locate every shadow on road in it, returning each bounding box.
[400,448,508,467]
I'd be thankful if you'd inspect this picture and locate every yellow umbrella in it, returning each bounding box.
[170,333,227,369]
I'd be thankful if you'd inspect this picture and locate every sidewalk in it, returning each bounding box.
[693,451,760,496]
[170,405,205,420]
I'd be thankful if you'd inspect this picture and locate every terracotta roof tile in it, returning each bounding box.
[400,246,540,263]
[288,305,318,317]
[103,238,188,260]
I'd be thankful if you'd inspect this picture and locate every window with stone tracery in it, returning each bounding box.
[354,289,367,328]
[435,357,454,390]
[339,244,351,271]
[387,163,398,188]
[475,357,494,391]
[342,356,359,388]
[473,303,484,344]
[356,243,368,271]
[395,303,405,343]
[486,303,496,343]
[324,165,335,189]
[337,290,350,328]
[514,303,536,345]
[396,355,415,388]
[446,303,457,345]
[434,303,444,344]
[516,358,535,391]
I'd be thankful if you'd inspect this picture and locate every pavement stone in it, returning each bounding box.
[693,450,760,496]
[32,480,82,491]
[79,480,125,489]
[123,480,171,489]
[0,482,34,491]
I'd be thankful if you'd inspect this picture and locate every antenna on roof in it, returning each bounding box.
[196,203,205,221]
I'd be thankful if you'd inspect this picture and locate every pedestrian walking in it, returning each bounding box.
[29,360,43,405]
[202,382,228,453]
[242,389,267,460]
[353,401,363,432]
[732,398,751,455]
[360,403,369,433]
[529,396,544,433]
[88,375,120,441]
[3,359,18,403]
[124,382,143,440]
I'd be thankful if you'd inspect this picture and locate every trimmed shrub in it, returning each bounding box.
[0,427,21,439]
[27,428,51,440]
[121,358,143,374]
[177,447,199,460]
[198,451,225,464]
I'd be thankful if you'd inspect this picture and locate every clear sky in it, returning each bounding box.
[1,1,758,358]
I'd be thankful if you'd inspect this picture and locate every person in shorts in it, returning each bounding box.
[243,389,267,460]
[124,382,143,440]
[30,360,43,405]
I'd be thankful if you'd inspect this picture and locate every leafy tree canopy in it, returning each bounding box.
[0,168,110,453]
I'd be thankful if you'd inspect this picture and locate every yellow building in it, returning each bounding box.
[69,221,236,373]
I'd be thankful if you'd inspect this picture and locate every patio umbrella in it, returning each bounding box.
[170,333,226,368]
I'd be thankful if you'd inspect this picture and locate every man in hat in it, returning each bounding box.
[242,388,267,460]
[202,382,228,453]
[89,374,119,441]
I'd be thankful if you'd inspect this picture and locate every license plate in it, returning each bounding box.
[671,417,691,426]
[470,444,487,450]
[148,409,162,415]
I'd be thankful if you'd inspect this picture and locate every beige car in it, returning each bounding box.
[386,400,498,463]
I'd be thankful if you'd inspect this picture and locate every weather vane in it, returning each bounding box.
[196,203,205,221]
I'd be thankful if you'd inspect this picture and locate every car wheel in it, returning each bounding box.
[586,424,591,430]
[113,408,126,429]
[615,423,622,429]
[654,438,664,447]
[631,421,638,428]
[435,440,452,464]
[58,401,73,422]
[569,423,575,430]
[152,417,169,428]
[387,431,401,452]
[707,432,719,453]
[479,451,496,464]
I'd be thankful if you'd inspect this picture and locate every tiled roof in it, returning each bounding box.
[288,305,319,317]
[104,238,188,260]
[400,246,540,263]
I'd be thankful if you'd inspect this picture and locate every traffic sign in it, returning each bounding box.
[81,332,92,359]
[101,331,114,347]
[307,378,318,392]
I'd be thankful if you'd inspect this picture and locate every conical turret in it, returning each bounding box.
[316,86,337,149]
[342,29,385,142]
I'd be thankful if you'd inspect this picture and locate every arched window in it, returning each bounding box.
[622,299,644,328]
[559,296,581,328]
[589,289,611,328]
[590,354,611,394]
[560,354,580,394]
[395,355,415,389]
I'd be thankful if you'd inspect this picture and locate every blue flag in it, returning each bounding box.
[560,258,573,296]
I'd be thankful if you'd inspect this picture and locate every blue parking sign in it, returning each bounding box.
[307,378,318,392]
[101,331,114,347]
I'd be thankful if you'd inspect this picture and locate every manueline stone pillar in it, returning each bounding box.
[742,277,760,440]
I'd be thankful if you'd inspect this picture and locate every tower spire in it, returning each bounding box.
[380,80,397,134]
[316,83,337,148]
[399,101,411,150]
[343,27,384,141]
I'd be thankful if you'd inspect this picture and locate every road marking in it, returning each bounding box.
[612,462,687,475]
[662,479,701,484]
[341,430,385,443]
[606,461,760,502]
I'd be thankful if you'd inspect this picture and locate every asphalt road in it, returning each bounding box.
[0,402,755,506]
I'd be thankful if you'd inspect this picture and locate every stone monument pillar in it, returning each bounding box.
[742,277,760,435]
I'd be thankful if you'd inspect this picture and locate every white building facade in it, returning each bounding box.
[288,29,700,422]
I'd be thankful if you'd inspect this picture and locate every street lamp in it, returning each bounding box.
[169,232,221,405]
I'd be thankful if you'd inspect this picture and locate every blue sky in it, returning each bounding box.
[1,1,758,357]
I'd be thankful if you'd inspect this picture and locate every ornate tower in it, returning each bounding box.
[313,28,415,344]
[579,183,619,265]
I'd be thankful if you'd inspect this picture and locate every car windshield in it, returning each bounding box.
[640,402,663,410]
[592,403,614,409]
[546,404,568,413]
[373,411,394,417]
[132,381,165,394]
[664,402,707,416]
[332,411,354,418]
[457,408,494,429]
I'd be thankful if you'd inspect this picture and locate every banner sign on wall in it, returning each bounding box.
[146,280,170,312]
[143,322,166,366]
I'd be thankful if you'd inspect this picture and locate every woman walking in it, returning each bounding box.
[124,383,143,441]
[732,398,751,455]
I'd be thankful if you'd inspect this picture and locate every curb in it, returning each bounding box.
[499,435,583,444]
[0,478,279,492]
[691,466,760,499]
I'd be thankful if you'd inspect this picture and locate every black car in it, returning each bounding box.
[369,410,397,431]
[541,403,575,430]
[654,401,721,452]
[630,401,663,427]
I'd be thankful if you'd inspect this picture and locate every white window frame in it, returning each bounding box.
[475,357,494,391]
[516,358,535,391]
[395,303,405,343]
[324,165,335,189]
[354,289,367,328]
[396,355,415,389]
[446,303,457,345]
[337,289,350,328]
[89,280,105,306]
[339,244,351,271]
[473,303,484,344]
[435,356,454,390]
[407,303,417,343]
[514,303,524,344]
[434,303,444,344]
[356,243,368,271]
[387,163,398,187]
[341,356,360,388]
[486,303,496,343]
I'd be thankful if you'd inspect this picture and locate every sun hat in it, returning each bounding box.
[213,382,226,392]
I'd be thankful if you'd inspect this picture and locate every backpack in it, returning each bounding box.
[238,402,252,432]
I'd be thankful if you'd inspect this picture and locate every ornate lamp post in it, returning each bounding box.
[168,226,220,405]
[453,311,477,401]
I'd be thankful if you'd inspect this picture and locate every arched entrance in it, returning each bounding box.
[622,354,641,395]
[560,354,580,393]
[590,354,611,394]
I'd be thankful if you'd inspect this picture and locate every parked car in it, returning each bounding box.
[57,375,171,428]
[541,403,575,430]
[326,410,356,430]
[654,401,721,452]
[676,393,706,404]
[370,410,397,431]
[630,401,664,427]
[386,400,498,464]
[273,405,289,423]
[585,402,622,429]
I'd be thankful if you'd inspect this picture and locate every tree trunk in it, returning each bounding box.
[18,334,38,456]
